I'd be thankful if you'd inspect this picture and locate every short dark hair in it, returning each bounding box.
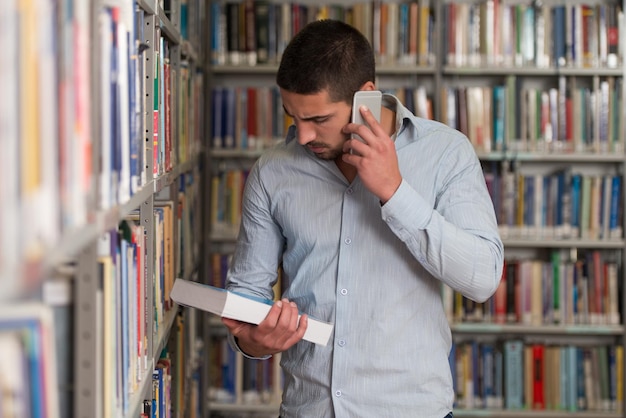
[276,19,376,104]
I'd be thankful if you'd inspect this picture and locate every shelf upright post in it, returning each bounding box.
[141,194,156,363]
[74,242,102,418]
[145,13,157,182]
[74,0,106,415]
[143,11,158,365]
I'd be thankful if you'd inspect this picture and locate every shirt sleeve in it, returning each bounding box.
[381,138,504,303]
[224,162,284,357]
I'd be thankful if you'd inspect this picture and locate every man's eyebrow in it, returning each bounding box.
[282,106,331,121]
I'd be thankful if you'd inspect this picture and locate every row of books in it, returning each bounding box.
[209,338,282,406]
[486,167,623,241]
[210,1,434,67]
[450,340,623,412]
[209,168,623,246]
[211,86,287,151]
[1,0,92,283]
[129,6,204,206]
[207,251,285,406]
[97,174,198,416]
[444,2,623,69]
[0,1,204,297]
[210,75,624,157]
[141,313,204,418]
[96,3,205,211]
[210,86,432,152]
[210,168,247,231]
[441,76,624,154]
[0,304,60,418]
[444,252,621,327]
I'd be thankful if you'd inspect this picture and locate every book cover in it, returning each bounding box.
[170,279,333,346]
[504,340,524,409]
[532,344,545,409]
[0,303,61,418]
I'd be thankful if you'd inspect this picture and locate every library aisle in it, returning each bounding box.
[1,0,210,417]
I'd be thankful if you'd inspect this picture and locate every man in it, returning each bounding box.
[221,19,503,418]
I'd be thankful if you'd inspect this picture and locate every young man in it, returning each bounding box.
[221,19,503,418]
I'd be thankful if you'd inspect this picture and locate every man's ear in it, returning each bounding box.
[359,81,377,92]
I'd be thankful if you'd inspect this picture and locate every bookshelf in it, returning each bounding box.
[439,0,626,417]
[1,0,209,417]
[205,0,626,417]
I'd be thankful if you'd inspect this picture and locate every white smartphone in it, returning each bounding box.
[351,90,382,143]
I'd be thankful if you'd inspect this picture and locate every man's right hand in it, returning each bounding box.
[221,298,308,357]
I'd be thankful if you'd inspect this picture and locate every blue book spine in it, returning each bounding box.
[576,347,586,410]
[128,29,138,195]
[471,340,484,408]
[608,345,617,410]
[567,345,578,411]
[482,343,495,407]
[239,88,248,149]
[211,87,223,149]
[524,175,535,233]
[448,341,457,407]
[494,345,504,408]
[552,6,566,67]
[493,86,505,151]
[224,87,235,148]
[571,174,582,235]
[152,369,159,418]
[609,175,621,236]
[559,346,568,409]
[210,2,223,65]
[504,340,524,409]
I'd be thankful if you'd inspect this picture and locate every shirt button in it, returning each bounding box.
[344,238,351,245]
[338,339,346,347]
[340,288,348,295]
[335,390,342,397]
[346,188,353,195]
[386,217,393,222]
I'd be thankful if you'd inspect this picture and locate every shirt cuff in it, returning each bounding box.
[381,179,431,233]
[227,333,272,360]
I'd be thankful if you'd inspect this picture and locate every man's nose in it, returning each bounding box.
[295,122,315,145]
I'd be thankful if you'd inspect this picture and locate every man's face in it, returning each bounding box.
[280,88,351,161]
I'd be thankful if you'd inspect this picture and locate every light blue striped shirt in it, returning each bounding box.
[226,94,504,418]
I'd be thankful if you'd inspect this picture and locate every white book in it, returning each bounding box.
[0,0,20,292]
[99,9,113,209]
[117,17,131,204]
[170,279,334,346]
[0,332,30,418]
[37,0,60,248]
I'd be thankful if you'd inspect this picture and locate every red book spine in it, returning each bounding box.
[164,61,171,171]
[532,344,545,409]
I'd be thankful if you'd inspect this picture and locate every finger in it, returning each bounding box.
[276,309,307,349]
[358,105,382,135]
[261,298,287,329]
[275,300,300,332]
[221,317,252,338]
[344,138,366,156]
